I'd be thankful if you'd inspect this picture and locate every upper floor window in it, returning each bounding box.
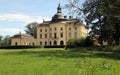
[54,27,57,31]
[40,34,42,38]
[69,33,71,38]
[45,34,47,38]
[50,33,52,38]
[61,27,63,31]
[50,28,52,31]
[60,33,63,38]
[54,33,57,39]
[45,29,47,32]
[69,27,71,30]
[75,27,77,30]
[40,29,42,32]
[75,32,77,37]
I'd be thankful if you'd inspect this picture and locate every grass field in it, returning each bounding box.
[0,48,120,75]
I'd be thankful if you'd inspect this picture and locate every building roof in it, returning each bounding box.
[38,4,88,29]
[11,33,34,39]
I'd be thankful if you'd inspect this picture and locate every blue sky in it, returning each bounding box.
[0,0,84,36]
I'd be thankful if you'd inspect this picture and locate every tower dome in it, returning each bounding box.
[52,4,65,22]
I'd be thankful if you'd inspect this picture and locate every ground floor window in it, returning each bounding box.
[45,41,47,46]
[40,41,42,46]
[15,42,17,46]
[54,40,57,46]
[49,41,52,46]
[60,40,64,46]
[32,43,35,46]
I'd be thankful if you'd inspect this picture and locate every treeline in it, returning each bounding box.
[0,35,11,47]
[66,0,120,46]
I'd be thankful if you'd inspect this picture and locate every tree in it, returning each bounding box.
[0,35,11,46]
[25,22,38,38]
[0,35,3,46]
[66,0,120,45]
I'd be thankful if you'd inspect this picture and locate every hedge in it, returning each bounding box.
[0,45,41,49]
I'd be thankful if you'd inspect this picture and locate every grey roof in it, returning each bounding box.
[12,33,34,39]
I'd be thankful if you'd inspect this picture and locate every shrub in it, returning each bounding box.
[112,45,120,52]
[66,37,94,49]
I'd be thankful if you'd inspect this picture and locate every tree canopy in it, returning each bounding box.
[25,22,38,38]
[66,0,120,45]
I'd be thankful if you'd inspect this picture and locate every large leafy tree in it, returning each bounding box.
[66,0,120,45]
[25,22,38,38]
[0,35,3,46]
[0,35,11,46]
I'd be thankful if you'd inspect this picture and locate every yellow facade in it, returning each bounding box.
[37,22,88,46]
[11,4,88,46]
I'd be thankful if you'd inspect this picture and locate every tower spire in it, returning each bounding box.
[57,3,62,13]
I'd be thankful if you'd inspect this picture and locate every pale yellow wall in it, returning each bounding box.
[37,22,88,46]
[49,23,67,45]
[11,22,88,46]
[11,38,37,46]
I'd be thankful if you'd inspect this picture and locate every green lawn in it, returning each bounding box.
[0,48,120,75]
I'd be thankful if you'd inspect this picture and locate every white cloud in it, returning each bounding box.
[0,13,50,25]
[0,28,25,34]
[0,13,50,36]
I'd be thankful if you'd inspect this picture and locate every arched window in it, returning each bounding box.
[54,40,57,46]
[60,40,64,46]
[32,43,35,46]
[45,41,47,46]
[40,41,42,46]
[15,42,17,46]
[49,41,52,46]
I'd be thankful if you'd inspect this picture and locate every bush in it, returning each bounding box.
[66,37,94,49]
[112,45,120,52]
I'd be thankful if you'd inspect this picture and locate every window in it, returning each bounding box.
[50,28,51,31]
[49,41,52,46]
[54,27,57,31]
[75,27,77,30]
[50,33,52,38]
[45,41,47,46]
[45,29,47,32]
[69,27,71,30]
[15,42,17,46]
[32,43,35,46]
[61,27,63,31]
[60,40,64,46]
[69,33,71,38]
[40,29,42,32]
[54,33,57,39]
[40,34,42,38]
[45,34,47,38]
[40,41,42,45]
[75,32,77,37]
[54,40,57,46]
[60,33,63,38]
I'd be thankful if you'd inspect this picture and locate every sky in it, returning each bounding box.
[0,0,84,37]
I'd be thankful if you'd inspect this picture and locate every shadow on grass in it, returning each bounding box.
[2,49,120,60]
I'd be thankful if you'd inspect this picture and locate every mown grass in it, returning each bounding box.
[0,48,120,75]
